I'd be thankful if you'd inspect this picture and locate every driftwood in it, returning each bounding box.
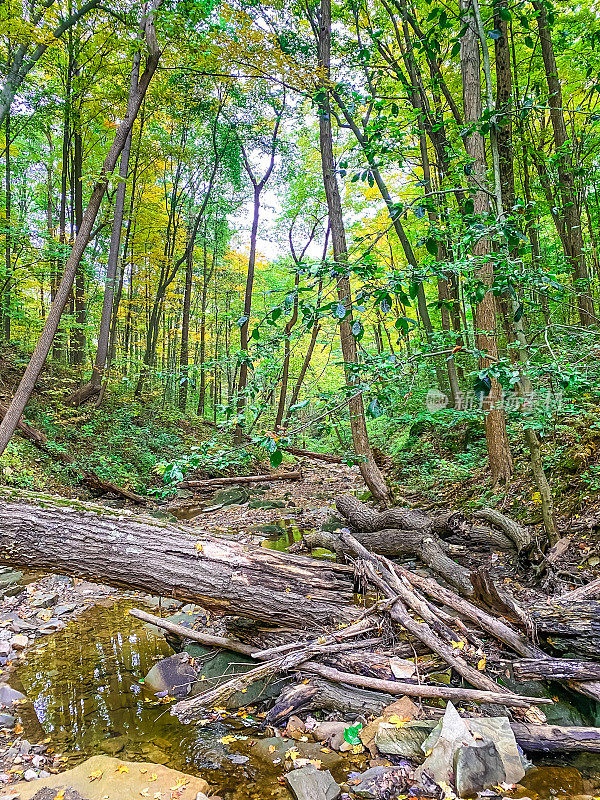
[559,577,600,602]
[336,493,432,532]
[306,525,473,596]
[514,658,600,681]
[180,470,302,489]
[472,507,534,554]
[0,489,357,627]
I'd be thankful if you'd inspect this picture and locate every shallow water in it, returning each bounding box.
[13,599,292,799]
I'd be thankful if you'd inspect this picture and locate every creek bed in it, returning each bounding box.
[12,598,295,799]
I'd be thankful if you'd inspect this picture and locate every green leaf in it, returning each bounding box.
[425,238,438,256]
[270,449,283,469]
[343,723,363,745]
[514,302,524,323]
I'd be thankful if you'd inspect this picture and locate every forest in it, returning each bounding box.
[2,0,600,797]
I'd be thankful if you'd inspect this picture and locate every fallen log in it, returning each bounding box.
[180,470,302,489]
[336,493,432,532]
[531,600,600,658]
[284,447,342,463]
[303,528,473,596]
[0,488,357,628]
[509,723,600,753]
[559,577,600,602]
[514,658,600,682]
[472,507,534,554]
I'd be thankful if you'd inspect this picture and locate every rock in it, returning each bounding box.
[0,683,25,706]
[9,619,36,633]
[0,642,10,658]
[252,737,342,771]
[375,721,435,759]
[9,756,211,800]
[312,721,349,750]
[24,769,39,781]
[284,715,307,740]
[98,736,126,756]
[0,714,15,728]
[10,634,28,650]
[285,765,340,800]
[467,717,525,784]
[381,697,419,722]
[415,702,475,787]
[454,738,506,797]
[31,755,45,769]
[348,766,412,799]
[143,652,196,699]
[37,620,65,635]
[30,593,58,609]
[31,791,89,800]
[53,603,77,616]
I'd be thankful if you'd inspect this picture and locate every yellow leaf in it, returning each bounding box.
[89,770,104,781]
[195,542,203,553]
[532,491,542,503]
[169,777,187,790]
[451,640,465,650]
[140,790,149,798]
[149,773,158,781]
[477,657,486,671]
[388,715,408,727]
[116,764,129,774]
[268,745,276,753]
[54,792,66,800]
[218,735,237,744]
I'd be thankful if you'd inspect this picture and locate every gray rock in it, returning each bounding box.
[350,766,412,799]
[37,620,65,635]
[0,714,15,728]
[0,683,25,706]
[9,619,36,633]
[99,735,126,755]
[252,738,342,771]
[143,653,196,699]
[454,739,506,798]
[0,643,11,659]
[375,721,435,759]
[24,769,38,781]
[415,702,475,787]
[20,740,32,755]
[468,717,525,784]
[285,765,340,800]
[30,593,58,609]
[53,603,77,617]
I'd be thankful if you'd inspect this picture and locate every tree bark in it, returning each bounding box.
[3,101,10,342]
[0,4,162,457]
[316,0,389,503]
[0,488,357,627]
[459,0,513,484]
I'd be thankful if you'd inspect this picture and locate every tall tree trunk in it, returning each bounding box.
[3,102,10,341]
[179,228,194,412]
[317,0,389,503]
[71,125,86,366]
[460,0,512,484]
[0,1,162,457]
[532,0,595,325]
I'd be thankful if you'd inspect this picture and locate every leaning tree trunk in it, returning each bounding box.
[0,489,357,628]
[0,0,162,457]
[316,0,389,504]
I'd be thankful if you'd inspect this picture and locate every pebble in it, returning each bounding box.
[30,592,59,609]
[10,634,28,651]
[23,769,38,781]
[0,714,15,729]
[0,643,10,659]
[37,620,65,635]
[0,683,25,706]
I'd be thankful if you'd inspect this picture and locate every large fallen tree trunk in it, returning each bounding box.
[0,489,357,627]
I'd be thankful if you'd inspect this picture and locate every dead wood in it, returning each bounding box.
[265,678,394,724]
[303,527,473,596]
[514,658,600,681]
[559,577,600,602]
[341,533,524,702]
[509,723,600,753]
[180,470,302,489]
[473,507,534,554]
[284,447,343,463]
[470,566,530,628]
[0,488,357,627]
[336,493,432,532]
